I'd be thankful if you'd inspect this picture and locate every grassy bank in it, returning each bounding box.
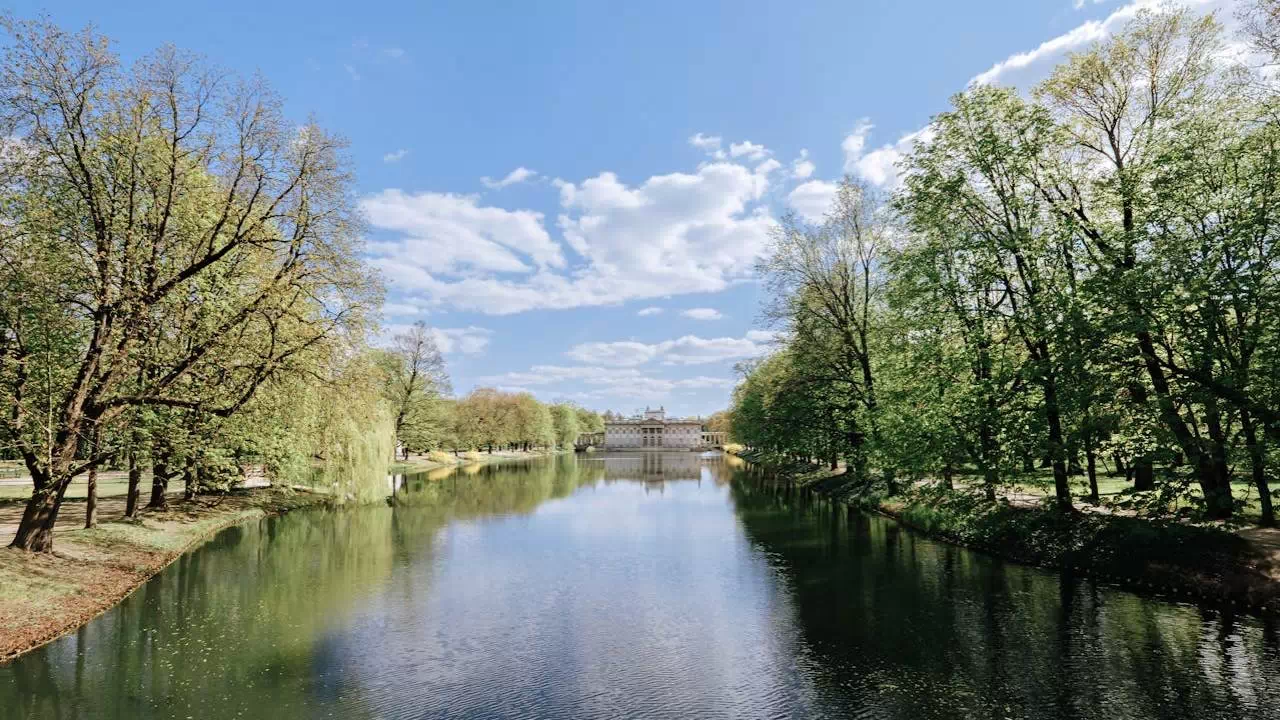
[389,448,570,474]
[0,488,330,663]
[732,449,1280,613]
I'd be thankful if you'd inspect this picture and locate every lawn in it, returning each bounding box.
[952,466,1273,523]
[0,478,140,501]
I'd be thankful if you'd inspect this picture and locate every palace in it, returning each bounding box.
[603,407,705,450]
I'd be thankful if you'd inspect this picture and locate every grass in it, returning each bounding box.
[0,487,328,662]
[956,466,1274,523]
[0,478,137,501]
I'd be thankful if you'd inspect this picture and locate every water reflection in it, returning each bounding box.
[2,452,1278,719]
[730,477,1280,718]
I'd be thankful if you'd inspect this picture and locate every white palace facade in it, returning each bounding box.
[604,407,705,450]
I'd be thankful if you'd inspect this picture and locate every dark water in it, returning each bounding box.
[4,452,1280,719]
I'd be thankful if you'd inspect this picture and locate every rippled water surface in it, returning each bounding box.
[5,452,1280,719]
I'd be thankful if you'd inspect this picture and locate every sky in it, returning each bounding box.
[14,0,1240,417]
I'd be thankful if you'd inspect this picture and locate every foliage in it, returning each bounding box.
[731,4,1280,526]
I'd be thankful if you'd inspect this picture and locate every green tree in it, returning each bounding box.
[380,322,451,458]
[0,19,379,550]
[550,403,580,448]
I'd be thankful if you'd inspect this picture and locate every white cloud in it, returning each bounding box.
[344,64,361,81]
[383,149,409,163]
[729,140,771,161]
[383,302,421,315]
[839,124,938,190]
[754,158,782,176]
[362,189,563,275]
[659,336,759,365]
[565,332,772,368]
[637,307,663,316]
[841,119,875,171]
[787,179,837,223]
[689,133,726,159]
[382,47,406,59]
[476,364,734,400]
[430,326,493,355]
[480,166,537,189]
[381,324,492,355]
[540,332,781,409]
[791,149,815,179]
[970,0,1229,88]
[681,308,723,321]
[826,1,1227,193]
[566,341,661,367]
[366,159,774,315]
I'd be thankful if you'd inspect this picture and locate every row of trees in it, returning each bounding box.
[445,388,603,455]
[732,5,1280,524]
[377,325,604,456]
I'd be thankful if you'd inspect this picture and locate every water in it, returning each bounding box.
[4,452,1280,719]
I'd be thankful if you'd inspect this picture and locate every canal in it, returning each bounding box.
[4,452,1279,719]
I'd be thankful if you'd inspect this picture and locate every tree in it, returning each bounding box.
[550,403,580,448]
[897,86,1078,510]
[381,322,450,458]
[575,407,604,434]
[756,178,888,481]
[1031,9,1240,516]
[0,19,379,550]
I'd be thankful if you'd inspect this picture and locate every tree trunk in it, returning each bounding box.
[85,468,98,530]
[979,420,999,502]
[1085,440,1099,505]
[10,482,69,552]
[1042,372,1072,511]
[1133,458,1154,491]
[148,459,169,509]
[1201,395,1234,520]
[1242,411,1273,527]
[183,458,197,501]
[125,448,141,518]
[883,468,898,497]
[84,426,100,529]
[943,463,954,491]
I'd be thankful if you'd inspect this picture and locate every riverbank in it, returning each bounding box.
[732,449,1280,613]
[0,488,330,663]
[389,447,570,474]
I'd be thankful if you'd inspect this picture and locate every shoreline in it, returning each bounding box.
[389,448,571,475]
[0,488,332,664]
[732,449,1280,615]
[0,450,574,664]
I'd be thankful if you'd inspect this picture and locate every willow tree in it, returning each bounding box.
[0,19,377,550]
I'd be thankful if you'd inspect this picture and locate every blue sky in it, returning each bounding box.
[17,0,1235,416]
